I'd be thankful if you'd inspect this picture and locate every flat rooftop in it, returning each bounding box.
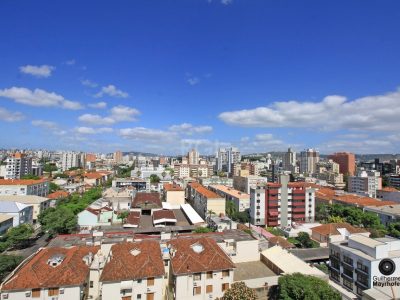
[209,185,250,199]
[234,261,276,281]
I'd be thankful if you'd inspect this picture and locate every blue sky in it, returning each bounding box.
[1,0,400,155]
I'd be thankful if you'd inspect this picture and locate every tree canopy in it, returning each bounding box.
[278,273,341,300]
[217,282,257,300]
[0,255,23,281]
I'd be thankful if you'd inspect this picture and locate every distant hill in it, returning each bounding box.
[122,151,160,157]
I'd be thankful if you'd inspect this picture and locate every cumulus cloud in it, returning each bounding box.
[19,65,55,78]
[0,87,83,110]
[75,127,113,135]
[31,119,67,136]
[221,0,233,5]
[219,89,400,131]
[78,105,140,125]
[119,127,177,142]
[187,77,200,86]
[169,123,213,135]
[81,79,98,88]
[88,101,107,109]
[95,85,128,98]
[0,107,24,122]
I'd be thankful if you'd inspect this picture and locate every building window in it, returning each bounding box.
[32,289,41,298]
[357,262,369,273]
[330,270,340,282]
[343,267,353,278]
[194,273,202,281]
[343,255,353,266]
[164,260,168,266]
[222,270,230,277]
[206,285,213,293]
[206,271,213,279]
[356,287,363,296]
[147,277,155,286]
[343,278,353,290]
[137,279,142,284]
[222,283,229,292]
[357,273,368,286]
[137,295,142,300]
[193,287,201,295]
[90,281,94,288]
[48,288,59,296]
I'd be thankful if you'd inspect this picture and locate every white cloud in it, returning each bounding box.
[110,105,140,122]
[187,77,200,86]
[81,79,98,88]
[78,114,115,126]
[0,87,83,110]
[79,105,140,125]
[19,65,55,78]
[318,139,395,154]
[169,123,213,135]
[219,89,400,131]
[31,119,67,136]
[65,59,76,65]
[221,0,233,5]
[119,127,177,142]
[88,101,107,109]
[95,85,128,98]
[0,107,24,122]
[75,127,113,135]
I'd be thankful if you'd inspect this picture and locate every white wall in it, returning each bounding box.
[101,277,164,300]
[2,286,82,300]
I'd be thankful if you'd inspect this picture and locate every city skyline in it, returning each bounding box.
[1,1,400,155]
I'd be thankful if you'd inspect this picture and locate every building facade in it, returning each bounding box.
[0,179,49,197]
[328,152,356,176]
[299,149,319,175]
[5,153,33,179]
[348,169,382,198]
[217,147,241,174]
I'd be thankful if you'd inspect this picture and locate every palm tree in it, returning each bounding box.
[161,171,167,179]
[207,209,215,219]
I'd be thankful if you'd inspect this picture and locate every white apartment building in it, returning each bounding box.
[282,147,297,173]
[0,201,33,227]
[233,175,268,194]
[348,169,382,198]
[0,245,99,300]
[5,153,32,179]
[329,234,400,297]
[0,179,49,197]
[174,164,212,179]
[217,147,241,174]
[61,151,85,172]
[167,237,235,300]
[299,148,319,174]
[100,241,165,300]
[186,182,226,218]
[188,149,200,165]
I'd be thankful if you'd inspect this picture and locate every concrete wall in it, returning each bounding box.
[2,286,82,300]
[101,277,164,300]
[166,191,185,207]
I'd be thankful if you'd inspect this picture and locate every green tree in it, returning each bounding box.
[49,182,60,193]
[217,281,257,300]
[43,163,57,173]
[226,201,236,217]
[328,216,345,223]
[149,174,160,184]
[39,206,77,235]
[278,273,341,300]
[388,222,400,238]
[232,211,250,223]
[136,170,141,178]
[118,211,130,224]
[0,255,24,281]
[5,224,34,249]
[161,171,167,179]
[194,227,214,233]
[296,232,318,248]
[21,175,40,180]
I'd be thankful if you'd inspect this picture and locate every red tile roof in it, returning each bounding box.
[100,240,165,282]
[0,179,48,186]
[168,237,235,275]
[268,236,295,249]
[153,210,176,221]
[188,182,221,199]
[312,223,368,236]
[132,192,162,208]
[125,211,141,226]
[2,246,99,291]
[86,206,113,216]
[163,183,184,191]
[333,194,397,208]
[380,187,399,193]
[47,190,69,199]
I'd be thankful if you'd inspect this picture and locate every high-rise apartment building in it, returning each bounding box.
[282,147,297,173]
[250,175,315,227]
[299,149,319,174]
[328,152,356,176]
[348,169,382,198]
[217,147,241,174]
[5,153,32,179]
[187,148,199,165]
[61,152,84,172]
[114,150,122,163]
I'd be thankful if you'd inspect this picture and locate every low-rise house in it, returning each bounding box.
[77,207,115,230]
[84,172,110,186]
[47,190,69,200]
[112,178,147,191]
[100,241,165,300]
[132,192,162,215]
[163,183,185,208]
[153,210,177,227]
[0,179,49,197]
[268,236,295,249]
[0,201,33,227]
[0,245,99,300]
[208,185,250,212]
[364,204,400,226]
[207,215,237,232]
[0,195,51,225]
[186,183,226,219]
[0,214,14,235]
[311,222,369,246]
[123,211,141,228]
[168,237,235,300]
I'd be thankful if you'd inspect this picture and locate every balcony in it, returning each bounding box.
[355,268,369,276]
[341,273,354,281]
[292,207,305,213]
[341,261,354,270]
[268,201,279,207]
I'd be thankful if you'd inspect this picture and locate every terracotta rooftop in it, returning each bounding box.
[268,236,295,249]
[168,237,235,275]
[125,211,141,226]
[163,183,184,192]
[153,210,176,221]
[188,182,222,199]
[86,206,113,216]
[315,188,337,201]
[1,246,99,291]
[0,179,48,186]
[209,185,249,199]
[312,223,368,236]
[132,192,162,209]
[47,190,69,199]
[100,240,165,282]
[84,172,104,179]
[333,194,397,208]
